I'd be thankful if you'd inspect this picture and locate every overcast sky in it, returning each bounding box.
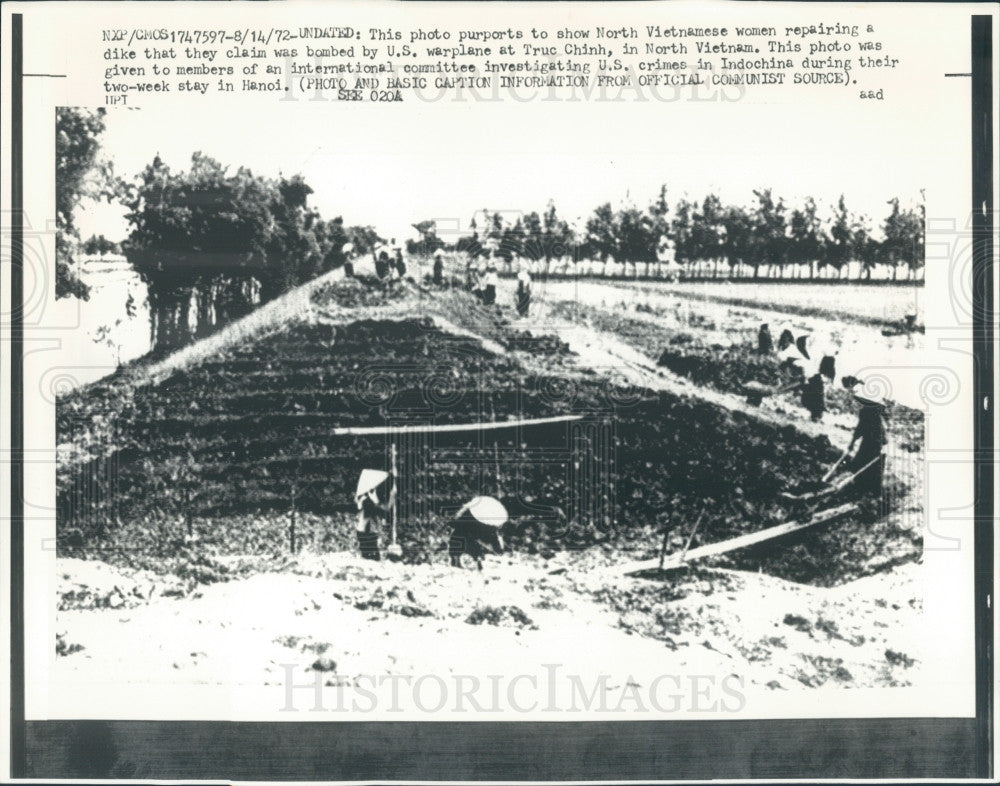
[76,94,929,244]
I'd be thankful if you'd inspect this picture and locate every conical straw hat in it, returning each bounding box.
[465,496,507,527]
[852,385,886,407]
[356,469,389,498]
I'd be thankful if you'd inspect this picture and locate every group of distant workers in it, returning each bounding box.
[340,242,533,317]
[755,321,888,497]
[341,239,408,283]
[464,250,533,316]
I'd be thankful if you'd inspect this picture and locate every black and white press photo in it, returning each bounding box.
[3,0,994,780]
[50,100,936,713]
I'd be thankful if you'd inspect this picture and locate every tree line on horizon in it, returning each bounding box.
[57,108,925,351]
[412,185,925,281]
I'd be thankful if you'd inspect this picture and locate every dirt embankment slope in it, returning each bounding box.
[53,275,925,697]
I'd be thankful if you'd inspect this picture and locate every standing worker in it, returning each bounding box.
[355,469,394,561]
[449,496,507,570]
[374,246,392,280]
[758,323,773,354]
[471,256,487,300]
[482,258,499,306]
[516,264,533,317]
[342,242,356,278]
[843,388,888,497]
[391,238,406,279]
[432,248,445,286]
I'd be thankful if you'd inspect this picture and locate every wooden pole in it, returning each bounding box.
[679,509,706,562]
[289,484,297,554]
[658,516,672,570]
[613,502,860,578]
[490,396,502,497]
[390,442,399,547]
[325,413,583,436]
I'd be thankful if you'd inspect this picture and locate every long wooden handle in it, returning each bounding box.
[822,448,850,482]
[390,443,398,544]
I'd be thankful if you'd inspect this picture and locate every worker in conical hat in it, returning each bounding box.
[837,386,888,498]
[777,323,796,352]
[355,469,393,561]
[449,496,507,570]
[778,326,813,377]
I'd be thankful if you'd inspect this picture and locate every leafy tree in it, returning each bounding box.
[721,204,753,275]
[408,220,440,256]
[542,201,574,263]
[55,108,116,300]
[852,213,877,279]
[124,152,275,288]
[585,203,618,263]
[788,197,823,278]
[648,185,670,243]
[264,175,323,299]
[826,195,853,277]
[343,224,381,257]
[670,198,695,270]
[123,153,340,349]
[691,194,726,274]
[618,206,655,273]
[880,197,924,280]
[748,188,787,277]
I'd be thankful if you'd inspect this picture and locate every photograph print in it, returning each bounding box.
[50,96,932,722]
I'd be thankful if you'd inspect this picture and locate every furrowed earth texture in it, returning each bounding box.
[53,271,925,707]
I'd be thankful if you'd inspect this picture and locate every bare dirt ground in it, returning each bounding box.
[52,275,926,710]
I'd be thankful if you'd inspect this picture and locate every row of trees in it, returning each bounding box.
[122,153,387,349]
[56,108,385,350]
[414,187,925,280]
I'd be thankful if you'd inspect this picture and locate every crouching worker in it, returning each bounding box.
[449,496,507,570]
[355,469,393,561]
[791,352,837,422]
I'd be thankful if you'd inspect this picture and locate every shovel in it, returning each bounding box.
[386,443,403,561]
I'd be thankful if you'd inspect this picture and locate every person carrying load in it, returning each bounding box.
[355,469,394,561]
[449,496,507,570]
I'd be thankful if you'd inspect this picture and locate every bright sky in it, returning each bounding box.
[77,95,929,244]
